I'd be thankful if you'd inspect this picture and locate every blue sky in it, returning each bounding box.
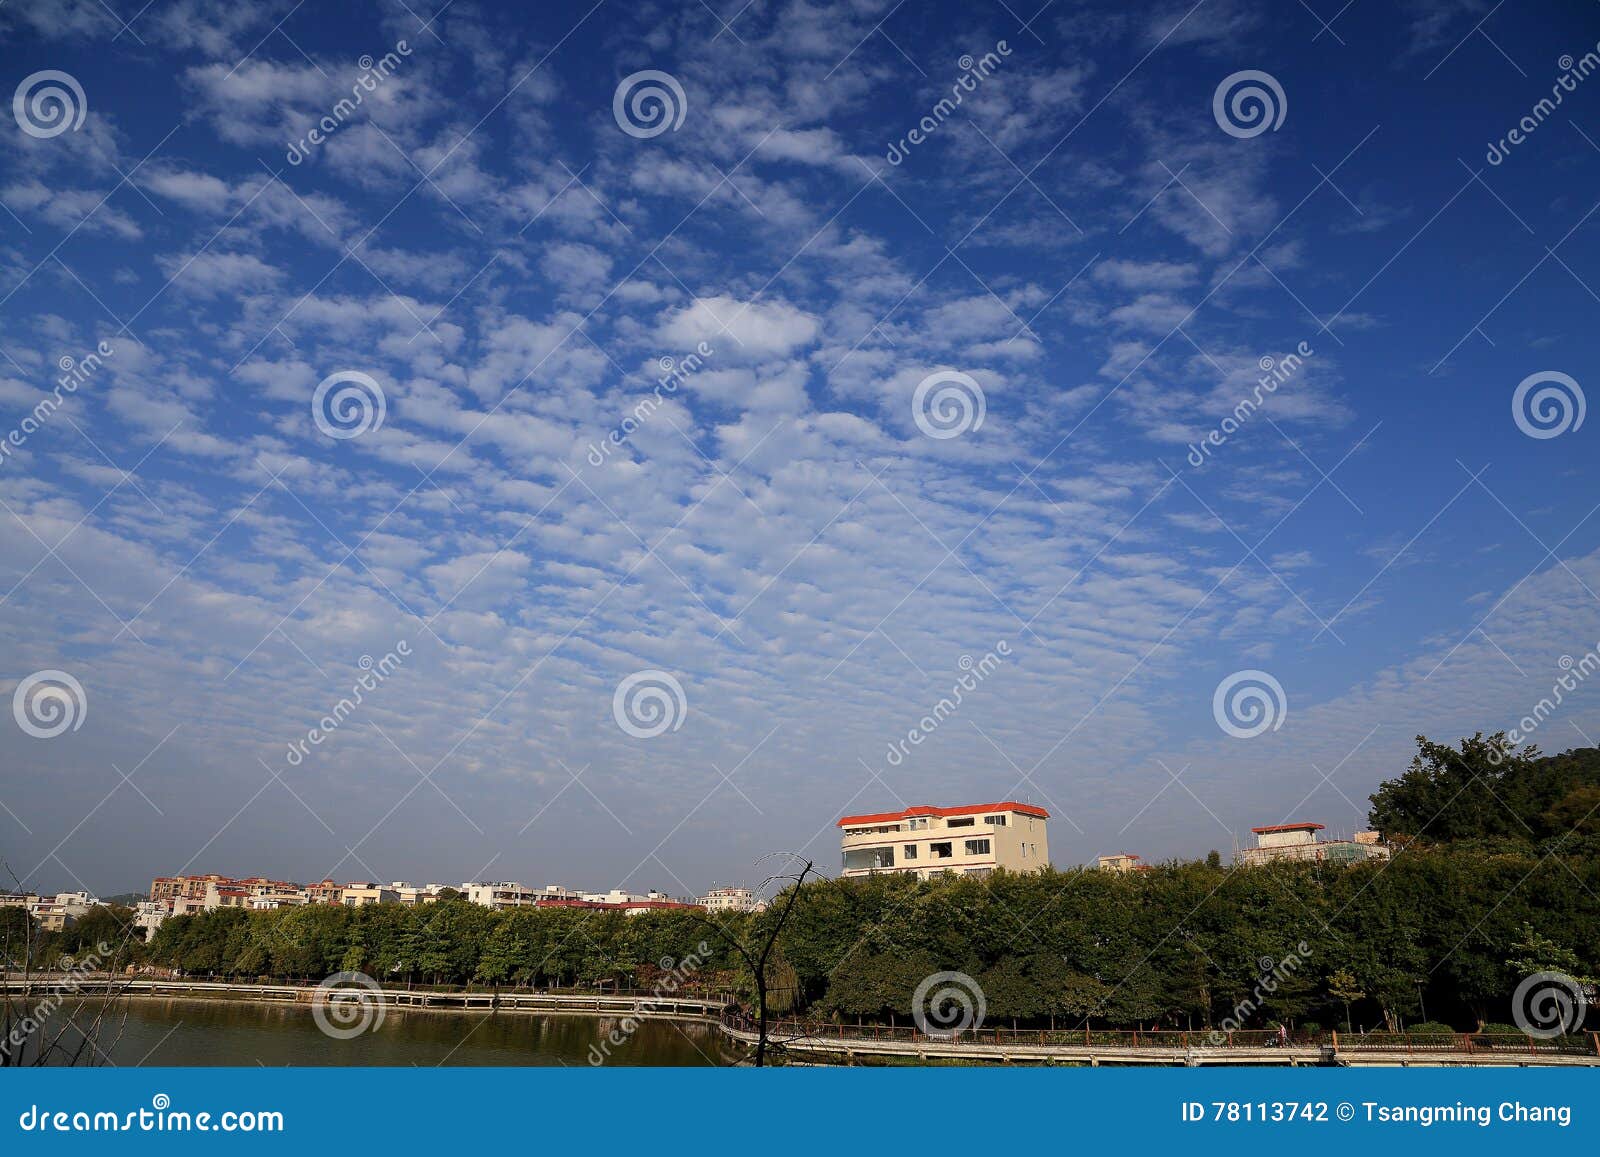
[2,0,1599,898]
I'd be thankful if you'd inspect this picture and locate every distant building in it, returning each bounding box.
[390,882,452,906]
[134,900,171,941]
[699,886,766,913]
[305,879,344,905]
[838,801,1050,879]
[1234,822,1391,866]
[29,903,72,932]
[339,883,399,907]
[1096,852,1147,873]
[465,882,538,910]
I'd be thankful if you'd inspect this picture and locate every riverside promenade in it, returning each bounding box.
[11,977,1599,1067]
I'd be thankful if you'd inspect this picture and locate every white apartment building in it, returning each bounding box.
[838,802,1050,879]
[580,888,674,905]
[698,886,766,913]
[1234,822,1391,866]
[134,900,171,941]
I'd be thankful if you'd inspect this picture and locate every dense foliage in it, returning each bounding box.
[8,736,1597,1034]
[1368,734,1600,850]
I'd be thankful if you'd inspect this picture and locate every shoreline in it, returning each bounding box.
[13,978,1599,1067]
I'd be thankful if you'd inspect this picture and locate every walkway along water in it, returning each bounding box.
[10,977,1599,1066]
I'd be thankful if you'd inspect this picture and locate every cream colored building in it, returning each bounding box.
[1096,852,1146,873]
[339,882,399,907]
[838,802,1049,879]
[698,886,766,913]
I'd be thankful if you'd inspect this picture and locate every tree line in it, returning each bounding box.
[6,735,1597,1035]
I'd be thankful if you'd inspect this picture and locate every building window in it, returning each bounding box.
[903,844,918,860]
[964,839,991,856]
[930,842,953,859]
[947,817,975,828]
[966,868,992,878]
[984,815,1007,826]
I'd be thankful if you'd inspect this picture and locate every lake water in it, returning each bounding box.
[49,999,735,1066]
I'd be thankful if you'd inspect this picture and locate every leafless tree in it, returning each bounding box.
[693,853,816,1066]
[1,862,136,1067]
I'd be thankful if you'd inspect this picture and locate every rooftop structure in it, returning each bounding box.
[1234,822,1391,866]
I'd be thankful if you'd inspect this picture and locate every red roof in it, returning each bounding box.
[1251,822,1325,834]
[838,801,1050,827]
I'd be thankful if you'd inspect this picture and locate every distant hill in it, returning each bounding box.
[1369,734,1600,850]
